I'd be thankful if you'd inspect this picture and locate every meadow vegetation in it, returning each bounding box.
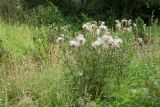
[0,1,160,107]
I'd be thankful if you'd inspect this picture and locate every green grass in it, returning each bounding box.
[0,19,160,106]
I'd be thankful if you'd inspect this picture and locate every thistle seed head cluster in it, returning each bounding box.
[82,21,110,36]
[115,19,134,32]
[56,21,123,49]
[92,35,123,49]
[69,34,86,48]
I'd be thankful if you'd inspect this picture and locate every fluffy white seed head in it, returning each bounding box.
[92,41,101,49]
[56,36,64,44]
[137,38,144,44]
[76,34,86,45]
[108,37,114,45]
[98,25,108,35]
[102,35,114,45]
[113,38,123,48]
[99,25,107,31]
[92,37,104,49]
[69,40,80,48]
[128,20,132,26]
[116,22,122,30]
[82,22,97,32]
[91,24,98,30]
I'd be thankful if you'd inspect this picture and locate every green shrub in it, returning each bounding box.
[135,17,146,38]
[30,3,64,26]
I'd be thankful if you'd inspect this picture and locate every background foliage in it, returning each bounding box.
[0,0,160,25]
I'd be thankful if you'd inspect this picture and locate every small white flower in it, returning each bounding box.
[69,40,80,48]
[108,37,114,45]
[126,27,132,32]
[76,34,86,45]
[122,18,127,27]
[56,37,64,43]
[115,20,120,23]
[137,38,144,44]
[98,21,105,25]
[116,22,122,30]
[98,25,108,35]
[82,23,90,31]
[101,21,105,25]
[128,20,132,26]
[133,23,137,28]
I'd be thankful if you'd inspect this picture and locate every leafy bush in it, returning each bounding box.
[0,0,28,23]
[135,17,146,38]
[30,3,64,26]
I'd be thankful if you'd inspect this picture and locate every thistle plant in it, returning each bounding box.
[57,21,135,105]
[115,19,133,32]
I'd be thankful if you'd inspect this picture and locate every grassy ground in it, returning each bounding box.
[0,19,160,106]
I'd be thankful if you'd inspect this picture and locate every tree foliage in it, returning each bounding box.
[0,0,160,24]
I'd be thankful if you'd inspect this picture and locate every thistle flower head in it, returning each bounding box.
[115,22,122,30]
[113,38,123,48]
[56,36,64,44]
[69,40,80,48]
[76,34,86,45]
[115,20,120,23]
[56,34,65,43]
[92,37,104,49]
[98,21,105,26]
[82,22,97,32]
[98,25,108,36]
[91,24,98,30]
[128,20,132,26]
[99,25,107,31]
[102,35,114,45]
[101,21,105,26]
[122,18,126,22]
[137,38,144,44]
